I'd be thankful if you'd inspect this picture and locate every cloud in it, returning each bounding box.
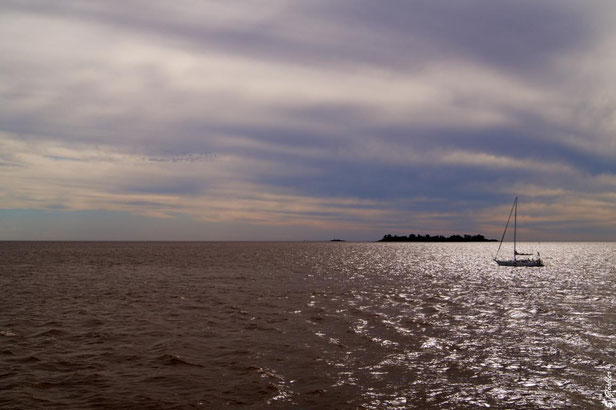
[1,1,615,239]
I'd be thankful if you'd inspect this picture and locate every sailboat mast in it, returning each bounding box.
[495,198,516,260]
[513,197,517,261]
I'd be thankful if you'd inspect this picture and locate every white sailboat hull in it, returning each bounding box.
[495,258,543,267]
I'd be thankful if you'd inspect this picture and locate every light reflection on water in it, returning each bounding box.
[287,242,615,408]
[0,241,614,408]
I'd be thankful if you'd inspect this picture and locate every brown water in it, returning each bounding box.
[0,241,614,408]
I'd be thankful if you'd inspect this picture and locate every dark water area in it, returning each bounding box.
[0,241,614,409]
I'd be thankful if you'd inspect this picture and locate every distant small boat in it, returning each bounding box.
[494,197,543,267]
[330,238,345,242]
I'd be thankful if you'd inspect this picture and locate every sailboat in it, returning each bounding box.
[494,197,543,267]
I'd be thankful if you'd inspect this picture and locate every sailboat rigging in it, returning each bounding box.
[494,197,543,267]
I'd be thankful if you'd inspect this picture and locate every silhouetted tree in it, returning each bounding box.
[378,233,495,242]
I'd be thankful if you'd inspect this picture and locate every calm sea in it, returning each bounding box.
[0,242,614,409]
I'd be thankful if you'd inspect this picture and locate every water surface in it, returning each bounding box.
[0,242,614,408]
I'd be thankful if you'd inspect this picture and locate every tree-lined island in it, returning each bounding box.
[379,233,496,242]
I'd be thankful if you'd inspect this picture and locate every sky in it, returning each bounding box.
[1,0,615,241]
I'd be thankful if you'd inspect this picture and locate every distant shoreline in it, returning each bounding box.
[378,234,497,242]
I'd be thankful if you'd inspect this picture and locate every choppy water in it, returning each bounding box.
[0,241,614,409]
